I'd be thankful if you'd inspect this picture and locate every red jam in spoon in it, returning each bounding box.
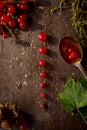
[59,37,82,65]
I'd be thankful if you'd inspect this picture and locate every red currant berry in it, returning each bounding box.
[38,32,47,42]
[40,72,46,78]
[39,60,46,67]
[20,4,29,10]
[19,14,28,21]
[8,19,16,28]
[3,33,8,38]
[40,93,46,99]
[0,1,4,9]
[19,22,27,29]
[40,103,45,109]
[39,47,47,54]
[17,17,24,23]
[1,14,10,23]
[20,122,28,130]
[39,82,46,88]
[8,5,16,14]
[68,47,76,54]
[69,52,80,61]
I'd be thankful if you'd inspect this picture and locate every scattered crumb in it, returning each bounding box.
[65,23,68,27]
[30,44,33,47]
[15,58,18,61]
[20,62,23,67]
[15,81,22,89]
[21,51,25,56]
[24,74,28,78]
[22,80,28,86]
[56,97,59,100]
[38,6,44,10]
[21,48,24,51]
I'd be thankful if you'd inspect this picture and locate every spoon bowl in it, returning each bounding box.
[59,37,87,78]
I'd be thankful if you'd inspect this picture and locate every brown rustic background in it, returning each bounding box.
[0,0,87,130]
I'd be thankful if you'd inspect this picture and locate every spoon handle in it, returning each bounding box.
[75,63,87,79]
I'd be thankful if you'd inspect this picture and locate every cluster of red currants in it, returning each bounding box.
[0,103,30,130]
[0,0,30,39]
[66,46,80,61]
[15,115,29,130]
[38,32,47,109]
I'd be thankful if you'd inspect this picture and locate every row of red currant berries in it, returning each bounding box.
[38,32,47,109]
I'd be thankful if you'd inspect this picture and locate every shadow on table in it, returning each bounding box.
[30,0,51,31]
[32,115,46,130]
[18,111,34,127]
[16,40,30,47]
[47,35,59,46]
[81,47,87,72]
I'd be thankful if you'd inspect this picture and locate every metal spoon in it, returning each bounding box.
[59,37,87,79]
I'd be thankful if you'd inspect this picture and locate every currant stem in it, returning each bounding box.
[0,27,4,33]
[77,108,87,124]
[51,5,70,13]
[4,23,15,38]
[3,9,17,19]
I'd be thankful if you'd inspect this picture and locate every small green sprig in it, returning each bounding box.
[51,0,69,13]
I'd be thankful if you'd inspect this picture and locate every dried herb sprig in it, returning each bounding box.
[51,0,69,13]
[51,0,87,46]
[71,0,87,45]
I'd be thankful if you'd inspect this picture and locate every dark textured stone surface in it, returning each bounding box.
[0,0,87,130]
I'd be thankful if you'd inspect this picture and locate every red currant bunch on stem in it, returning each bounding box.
[0,0,32,38]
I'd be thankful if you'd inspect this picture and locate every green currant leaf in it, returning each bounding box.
[59,77,87,112]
